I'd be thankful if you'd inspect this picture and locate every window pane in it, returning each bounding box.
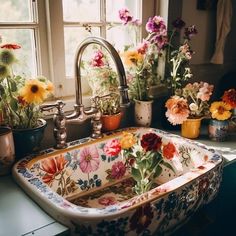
[107,26,138,51]
[0,29,37,77]
[63,0,100,22]
[64,27,100,77]
[0,0,33,22]
[106,0,140,22]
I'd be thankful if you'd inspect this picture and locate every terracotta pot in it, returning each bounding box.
[181,118,202,139]
[101,112,122,132]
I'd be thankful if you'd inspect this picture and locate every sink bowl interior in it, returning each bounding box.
[13,127,223,235]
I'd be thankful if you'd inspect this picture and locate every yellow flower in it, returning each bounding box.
[46,81,54,93]
[210,101,232,120]
[121,50,143,67]
[20,79,47,104]
[120,132,137,149]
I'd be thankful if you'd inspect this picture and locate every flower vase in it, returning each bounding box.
[13,119,47,159]
[208,119,229,141]
[181,118,202,139]
[134,100,153,127]
[101,112,122,132]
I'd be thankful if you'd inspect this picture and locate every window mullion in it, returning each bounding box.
[100,0,106,38]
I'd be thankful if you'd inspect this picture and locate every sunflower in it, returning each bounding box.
[20,79,47,104]
[210,101,232,120]
[121,50,143,67]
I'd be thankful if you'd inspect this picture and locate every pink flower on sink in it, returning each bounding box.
[79,146,100,173]
[111,161,126,179]
[98,196,117,206]
[103,139,121,157]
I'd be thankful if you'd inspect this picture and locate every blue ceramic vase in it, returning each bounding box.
[208,119,229,141]
[13,119,47,159]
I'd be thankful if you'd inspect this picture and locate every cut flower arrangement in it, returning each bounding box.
[0,40,53,129]
[209,88,236,121]
[118,7,197,101]
[165,82,214,125]
[84,49,119,97]
[103,131,176,194]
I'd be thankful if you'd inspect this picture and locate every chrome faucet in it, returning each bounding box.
[66,37,130,135]
[42,37,130,149]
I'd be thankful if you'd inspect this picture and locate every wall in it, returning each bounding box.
[168,0,236,98]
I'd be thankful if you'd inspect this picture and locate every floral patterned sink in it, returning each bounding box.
[12,127,223,236]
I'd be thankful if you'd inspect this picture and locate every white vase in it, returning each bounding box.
[134,100,153,127]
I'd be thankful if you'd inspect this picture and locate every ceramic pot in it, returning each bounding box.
[0,127,15,175]
[13,119,47,159]
[134,100,153,127]
[208,119,229,141]
[181,118,202,139]
[101,112,122,132]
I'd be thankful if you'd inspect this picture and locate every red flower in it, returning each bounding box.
[98,196,117,206]
[222,88,236,108]
[41,155,67,184]
[17,96,27,106]
[1,44,21,49]
[162,142,176,160]
[111,161,126,179]
[141,133,162,151]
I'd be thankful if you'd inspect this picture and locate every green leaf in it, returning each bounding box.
[131,167,141,182]
[0,84,5,97]
[10,97,18,110]
[161,160,175,173]
[10,80,17,92]
[154,165,162,178]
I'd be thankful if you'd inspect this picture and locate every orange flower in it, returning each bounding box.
[222,88,236,108]
[0,44,21,49]
[41,155,67,184]
[162,142,176,160]
[165,96,190,125]
[121,50,143,67]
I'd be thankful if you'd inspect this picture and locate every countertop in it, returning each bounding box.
[0,128,236,236]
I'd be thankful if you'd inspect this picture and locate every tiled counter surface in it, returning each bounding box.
[0,128,235,236]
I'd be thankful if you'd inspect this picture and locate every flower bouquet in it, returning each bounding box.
[103,131,176,194]
[208,88,236,141]
[84,49,119,97]
[165,82,214,138]
[0,40,53,158]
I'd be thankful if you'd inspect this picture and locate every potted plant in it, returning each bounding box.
[0,40,54,159]
[95,93,122,132]
[208,88,236,141]
[165,82,214,139]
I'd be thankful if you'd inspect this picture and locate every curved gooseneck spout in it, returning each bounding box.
[66,36,130,139]
[74,36,130,106]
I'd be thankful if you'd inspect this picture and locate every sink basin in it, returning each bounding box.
[13,127,223,235]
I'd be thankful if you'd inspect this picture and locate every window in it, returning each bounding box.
[0,0,157,101]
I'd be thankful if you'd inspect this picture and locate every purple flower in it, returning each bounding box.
[151,34,168,51]
[118,8,133,25]
[172,17,186,30]
[184,25,198,40]
[145,16,167,35]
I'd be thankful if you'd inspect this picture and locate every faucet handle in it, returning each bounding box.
[40,100,67,149]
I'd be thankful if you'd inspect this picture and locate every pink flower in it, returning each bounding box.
[118,8,133,25]
[145,16,167,35]
[103,139,121,157]
[79,146,100,173]
[165,96,190,125]
[111,161,126,179]
[137,40,149,55]
[98,196,117,206]
[197,82,214,101]
[90,50,104,67]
